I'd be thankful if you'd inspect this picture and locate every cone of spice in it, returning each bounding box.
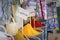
[30,19,45,28]
[23,23,43,36]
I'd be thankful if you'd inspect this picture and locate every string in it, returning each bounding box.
[22,18,24,35]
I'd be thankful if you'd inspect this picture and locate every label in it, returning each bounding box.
[26,8,35,16]
[29,12,35,16]
[16,6,29,20]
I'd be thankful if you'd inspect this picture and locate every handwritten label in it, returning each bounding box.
[16,6,29,20]
[16,6,35,20]
[26,8,35,17]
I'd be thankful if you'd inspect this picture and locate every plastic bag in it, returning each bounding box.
[6,17,19,35]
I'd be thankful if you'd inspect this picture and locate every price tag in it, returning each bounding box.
[29,12,35,16]
[26,8,35,17]
[16,6,29,20]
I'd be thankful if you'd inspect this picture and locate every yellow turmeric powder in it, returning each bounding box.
[14,30,27,40]
[23,23,42,36]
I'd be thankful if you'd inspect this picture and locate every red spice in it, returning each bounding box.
[30,19,45,28]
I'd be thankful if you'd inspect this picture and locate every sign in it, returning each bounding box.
[16,6,36,20]
[26,8,35,16]
[16,6,29,20]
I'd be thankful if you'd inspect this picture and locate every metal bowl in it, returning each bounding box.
[28,36,41,40]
